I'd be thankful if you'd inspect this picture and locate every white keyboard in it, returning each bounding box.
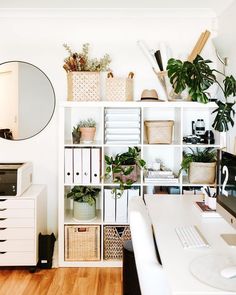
[175,225,210,249]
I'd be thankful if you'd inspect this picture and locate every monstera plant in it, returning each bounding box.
[167,55,236,132]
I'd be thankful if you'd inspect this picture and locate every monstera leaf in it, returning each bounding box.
[167,55,216,103]
[212,101,235,132]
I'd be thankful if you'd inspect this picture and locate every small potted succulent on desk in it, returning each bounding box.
[75,118,96,143]
[180,147,217,184]
[67,186,100,220]
[104,147,146,195]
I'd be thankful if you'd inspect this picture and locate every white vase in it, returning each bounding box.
[73,201,96,220]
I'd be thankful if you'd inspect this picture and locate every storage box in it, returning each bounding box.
[144,120,174,144]
[103,226,131,260]
[67,72,100,101]
[65,225,100,261]
[189,162,216,184]
[105,72,134,101]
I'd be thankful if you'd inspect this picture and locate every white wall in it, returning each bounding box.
[216,3,236,154]
[0,9,216,233]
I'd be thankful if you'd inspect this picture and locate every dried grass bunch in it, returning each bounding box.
[63,43,111,72]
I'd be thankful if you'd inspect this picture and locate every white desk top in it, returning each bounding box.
[144,194,236,295]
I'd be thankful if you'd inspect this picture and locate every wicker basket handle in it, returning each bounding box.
[107,72,114,78]
[107,72,134,79]
[128,72,134,79]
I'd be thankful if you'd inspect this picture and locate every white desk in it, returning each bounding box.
[144,194,236,295]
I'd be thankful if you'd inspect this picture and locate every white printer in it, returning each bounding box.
[0,162,33,196]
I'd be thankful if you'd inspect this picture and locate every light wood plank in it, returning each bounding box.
[0,268,122,295]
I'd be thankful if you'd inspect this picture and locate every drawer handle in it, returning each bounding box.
[0,252,6,254]
[0,218,7,221]
[0,199,6,202]
[0,208,6,211]
[0,228,6,231]
[0,240,6,242]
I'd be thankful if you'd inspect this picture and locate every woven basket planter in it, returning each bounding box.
[67,71,101,101]
[113,164,138,183]
[105,72,134,101]
[65,225,100,261]
[144,120,174,144]
[103,226,131,260]
[189,162,216,184]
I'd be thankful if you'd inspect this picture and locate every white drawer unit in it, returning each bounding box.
[0,185,47,268]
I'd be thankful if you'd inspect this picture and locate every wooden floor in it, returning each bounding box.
[0,268,122,295]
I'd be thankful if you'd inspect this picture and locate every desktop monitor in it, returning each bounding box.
[216,150,236,244]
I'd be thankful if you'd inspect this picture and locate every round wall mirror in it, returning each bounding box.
[0,61,55,140]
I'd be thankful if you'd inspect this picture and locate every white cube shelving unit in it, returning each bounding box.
[58,100,225,267]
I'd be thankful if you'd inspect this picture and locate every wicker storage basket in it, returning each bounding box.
[67,72,100,101]
[105,72,134,101]
[104,226,131,260]
[189,162,216,184]
[65,225,100,261]
[144,120,174,144]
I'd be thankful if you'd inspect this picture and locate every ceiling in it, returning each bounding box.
[0,0,234,16]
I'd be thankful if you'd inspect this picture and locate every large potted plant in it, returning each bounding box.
[76,118,96,143]
[63,43,111,101]
[67,186,100,220]
[180,147,217,184]
[104,147,146,194]
[167,55,236,132]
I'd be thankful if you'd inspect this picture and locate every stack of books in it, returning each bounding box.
[144,170,179,185]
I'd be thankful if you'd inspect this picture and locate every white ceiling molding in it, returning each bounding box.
[0,8,217,19]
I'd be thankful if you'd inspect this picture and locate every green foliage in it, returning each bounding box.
[167,55,236,132]
[104,147,146,195]
[77,118,96,128]
[212,101,235,132]
[180,147,217,174]
[67,186,100,206]
[63,43,111,72]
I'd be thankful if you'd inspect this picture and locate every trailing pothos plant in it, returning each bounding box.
[104,147,146,196]
[167,55,236,132]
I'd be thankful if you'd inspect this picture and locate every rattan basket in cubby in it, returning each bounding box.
[65,225,100,261]
[145,120,174,144]
[103,226,131,260]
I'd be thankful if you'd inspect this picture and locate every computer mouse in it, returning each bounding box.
[220,266,236,279]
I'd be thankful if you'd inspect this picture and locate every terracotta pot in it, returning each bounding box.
[113,164,138,183]
[79,127,96,143]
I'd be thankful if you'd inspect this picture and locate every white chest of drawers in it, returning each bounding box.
[0,185,47,267]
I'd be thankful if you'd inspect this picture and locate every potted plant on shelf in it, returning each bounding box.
[180,147,217,184]
[72,125,81,144]
[104,147,146,195]
[167,55,236,132]
[67,186,100,220]
[63,43,111,101]
[76,118,96,143]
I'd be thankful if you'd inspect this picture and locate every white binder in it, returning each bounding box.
[116,189,128,223]
[91,148,100,184]
[64,148,73,184]
[104,189,116,223]
[73,148,82,184]
[127,188,140,222]
[82,148,91,184]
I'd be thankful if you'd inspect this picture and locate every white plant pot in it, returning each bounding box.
[73,201,96,220]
